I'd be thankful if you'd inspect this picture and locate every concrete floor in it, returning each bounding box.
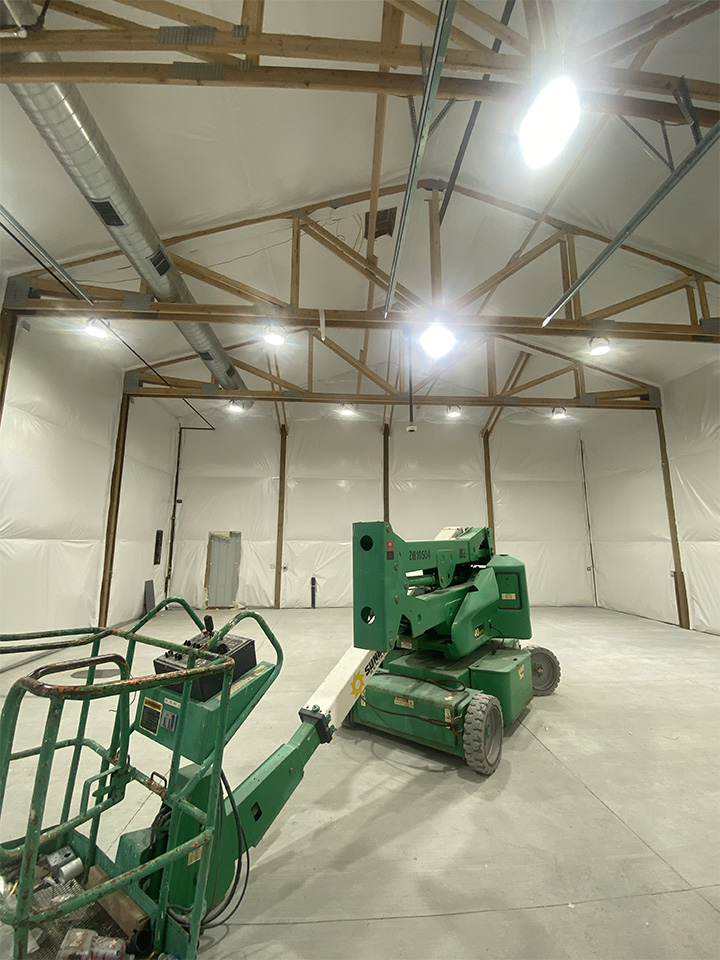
[1,606,718,959]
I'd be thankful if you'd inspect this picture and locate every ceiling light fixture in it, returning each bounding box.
[263,326,285,346]
[551,406,568,421]
[588,336,611,356]
[519,77,581,169]
[446,405,462,419]
[419,323,455,360]
[85,318,109,339]
[227,399,247,414]
[340,404,357,417]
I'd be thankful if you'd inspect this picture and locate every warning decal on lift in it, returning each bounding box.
[139,698,162,736]
[394,696,414,708]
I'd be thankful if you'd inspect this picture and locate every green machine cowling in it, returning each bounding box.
[349,522,560,774]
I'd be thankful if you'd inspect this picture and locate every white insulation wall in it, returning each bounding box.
[0,328,119,640]
[491,416,594,607]
[107,400,177,626]
[582,411,676,625]
[171,417,280,609]
[664,361,720,634]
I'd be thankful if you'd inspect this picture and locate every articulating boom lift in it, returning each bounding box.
[0,524,559,959]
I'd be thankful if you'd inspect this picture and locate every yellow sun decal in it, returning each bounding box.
[351,672,365,697]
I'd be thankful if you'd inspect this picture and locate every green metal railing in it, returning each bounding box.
[0,599,283,960]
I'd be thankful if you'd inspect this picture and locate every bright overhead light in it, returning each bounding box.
[420,323,455,360]
[589,337,611,356]
[551,406,568,420]
[519,77,581,169]
[85,318,109,339]
[446,405,462,419]
[340,404,357,417]
[227,399,247,414]
[263,326,285,346]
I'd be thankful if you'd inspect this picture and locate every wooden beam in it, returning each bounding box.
[273,354,288,427]
[497,334,650,388]
[139,372,207,389]
[273,424,288,608]
[685,284,700,324]
[453,184,718,282]
[428,189,443,307]
[3,62,717,126]
[655,408,691,629]
[483,432,495,532]
[486,338,497,397]
[584,277,692,323]
[290,218,301,308]
[455,0,532,54]
[387,0,495,54]
[307,330,314,391]
[0,309,18,434]
[537,1,559,51]
[240,0,265,68]
[566,232,582,320]
[500,362,577,396]
[172,254,287,307]
[593,1,719,67]
[112,0,237,30]
[696,277,711,318]
[483,352,531,434]
[98,393,131,627]
[300,216,424,308]
[314,332,399,394]
[451,229,564,311]
[522,0,543,49]
[414,336,486,394]
[229,355,307,393]
[128,385,655,410]
[15,301,719,341]
[559,237,573,320]
[382,422,390,523]
[357,329,370,392]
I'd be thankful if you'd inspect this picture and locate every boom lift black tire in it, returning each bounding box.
[463,693,503,776]
[526,646,561,696]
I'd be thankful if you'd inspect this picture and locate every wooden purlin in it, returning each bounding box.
[454,0,532,54]
[592,1,719,66]
[572,1,699,61]
[172,254,288,307]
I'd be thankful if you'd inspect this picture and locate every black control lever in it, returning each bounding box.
[203,615,215,636]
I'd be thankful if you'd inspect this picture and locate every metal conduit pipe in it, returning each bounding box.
[2,0,250,400]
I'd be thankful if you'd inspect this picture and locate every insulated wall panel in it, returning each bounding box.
[171,417,280,608]
[582,411,676,624]
[491,417,593,606]
[0,325,120,655]
[283,419,381,607]
[663,362,720,634]
[107,400,177,625]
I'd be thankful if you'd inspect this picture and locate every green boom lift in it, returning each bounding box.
[0,524,559,959]
[348,521,561,774]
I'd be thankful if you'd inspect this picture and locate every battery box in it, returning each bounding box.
[153,634,256,702]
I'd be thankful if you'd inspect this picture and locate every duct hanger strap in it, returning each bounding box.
[158,25,216,46]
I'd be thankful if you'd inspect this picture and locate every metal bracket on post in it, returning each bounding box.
[123,371,140,394]
[3,276,30,309]
[578,393,597,407]
[201,382,220,396]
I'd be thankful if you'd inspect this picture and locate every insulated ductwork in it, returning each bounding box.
[2,0,250,401]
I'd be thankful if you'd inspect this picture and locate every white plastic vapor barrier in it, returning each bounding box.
[107,400,178,626]
[0,325,120,664]
[491,415,594,606]
[283,418,382,607]
[663,361,720,634]
[171,416,280,608]
[582,410,676,625]
[390,422,486,541]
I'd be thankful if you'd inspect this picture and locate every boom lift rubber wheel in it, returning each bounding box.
[526,646,561,696]
[463,693,503,776]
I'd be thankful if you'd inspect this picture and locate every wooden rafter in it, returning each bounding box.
[592,1,719,66]
[2,61,717,126]
[584,277,693,323]
[454,0,532,55]
[300,216,424,308]
[229,355,307,393]
[496,335,651,388]
[500,362,577,397]
[573,1,699,61]
[313,332,399,395]
[483,351,531,434]
[240,0,265,68]
[172,254,288,307]
[386,0,495,54]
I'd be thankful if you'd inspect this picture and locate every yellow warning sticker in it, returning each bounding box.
[518,664,525,679]
[350,672,365,697]
[187,847,203,867]
[502,592,517,601]
[394,696,414,708]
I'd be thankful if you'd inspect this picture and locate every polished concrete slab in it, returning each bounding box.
[0,607,718,959]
